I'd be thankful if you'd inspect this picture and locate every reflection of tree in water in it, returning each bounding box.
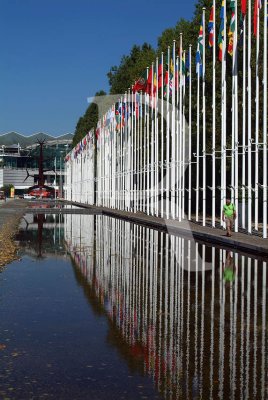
[71,262,146,375]
[17,214,65,259]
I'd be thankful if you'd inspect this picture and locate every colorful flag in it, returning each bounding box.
[185,51,190,83]
[133,71,147,93]
[198,17,204,57]
[254,0,262,36]
[238,12,244,46]
[146,66,153,94]
[228,11,235,56]
[241,0,247,15]
[196,50,203,75]
[208,6,214,48]
[158,61,163,88]
[196,16,204,75]
[153,72,157,95]
[218,12,224,61]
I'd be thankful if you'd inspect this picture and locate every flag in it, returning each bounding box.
[254,0,262,36]
[241,0,247,15]
[220,0,225,19]
[196,16,204,75]
[196,50,203,75]
[218,9,225,61]
[228,11,235,56]
[238,12,244,46]
[198,17,204,57]
[153,72,157,95]
[158,61,163,88]
[146,66,153,94]
[164,70,169,98]
[185,51,190,83]
[133,71,147,93]
[208,5,214,48]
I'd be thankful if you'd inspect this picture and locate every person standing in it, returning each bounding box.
[222,198,237,237]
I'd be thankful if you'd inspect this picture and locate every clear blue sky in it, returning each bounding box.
[0,0,195,136]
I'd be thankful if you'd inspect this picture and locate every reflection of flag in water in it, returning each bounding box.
[208,5,214,48]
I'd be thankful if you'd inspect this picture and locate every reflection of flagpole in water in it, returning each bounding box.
[210,247,215,398]
[186,240,191,394]
[200,244,205,397]
[245,258,251,399]
[261,262,267,398]
[194,243,199,393]
[253,259,258,396]
[240,255,245,396]
[219,249,225,399]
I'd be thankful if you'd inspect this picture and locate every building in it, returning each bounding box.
[0,132,73,195]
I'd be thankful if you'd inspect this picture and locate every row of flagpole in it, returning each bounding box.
[65,0,268,239]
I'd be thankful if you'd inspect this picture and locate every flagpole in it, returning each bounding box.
[171,40,176,220]
[146,67,150,215]
[202,7,206,227]
[263,0,268,238]
[176,54,180,219]
[196,48,200,222]
[221,0,227,228]
[234,0,239,233]
[182,49,186,220]
[188,45,192,221]
[179,34,183,221]
[254,0,260,231]
[242,14,247,229]
[247,0,252,233]
[212,0,216,228]
[155,58,159,217]
[161,52,164,218]
[150,62,154,216]
[166,46,171,219]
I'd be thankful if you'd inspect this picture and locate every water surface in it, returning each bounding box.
[0,213,267,399]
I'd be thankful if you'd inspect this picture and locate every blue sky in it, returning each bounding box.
[0,0,195,136]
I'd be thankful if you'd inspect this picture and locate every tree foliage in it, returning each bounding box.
[72,90,106,147]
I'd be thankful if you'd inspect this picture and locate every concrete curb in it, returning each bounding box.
[60,200,268,260]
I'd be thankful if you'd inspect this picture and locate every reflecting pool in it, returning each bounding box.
[0,213,267,399]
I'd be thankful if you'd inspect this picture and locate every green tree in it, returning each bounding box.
[107,43,156,94]
[72,90,106,147]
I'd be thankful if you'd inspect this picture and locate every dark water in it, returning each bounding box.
[0,213,267,399]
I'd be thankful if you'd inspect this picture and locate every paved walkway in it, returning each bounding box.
[62,200,268,259]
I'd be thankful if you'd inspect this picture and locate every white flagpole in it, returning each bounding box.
[247,0,252,233]
[166,47,171,219]
[221,0,227,227]
[234,0,239,233]
[161,52,164,218]
[202,7,206,227]
[171,40,176,219]
[242,14,247,229]
[182,49,186,220]
[179,34,183,221]
[188,45,192,221]
[146,67,150,215]
[254,0,260,231]
[155,58,159,217]
[150,62,154,216]
[196,47,201,222]
[176,55,180,219]
[263,0,268,239]
[212,0,216,228]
